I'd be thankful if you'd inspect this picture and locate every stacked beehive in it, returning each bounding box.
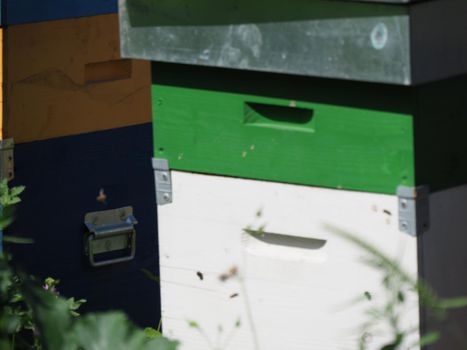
[2,0,160,325]
[121,0,467,348]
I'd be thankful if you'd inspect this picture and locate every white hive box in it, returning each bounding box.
[157,172,445,349]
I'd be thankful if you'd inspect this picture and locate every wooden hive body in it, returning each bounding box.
[150,63,467,349]
[157,171,467,350]
[152,63,467,195]
[5,14,150,143]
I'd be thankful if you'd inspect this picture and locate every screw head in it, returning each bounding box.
[163,193,171,202]
[400,199,408,209]
[400,220,408,231]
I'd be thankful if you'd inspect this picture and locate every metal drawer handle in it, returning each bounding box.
[84,207,138,267]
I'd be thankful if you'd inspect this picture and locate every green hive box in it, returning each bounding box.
[152,63,467,195]
[119,0,467,194]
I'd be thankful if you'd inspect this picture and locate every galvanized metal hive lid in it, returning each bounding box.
[119,0,467,85]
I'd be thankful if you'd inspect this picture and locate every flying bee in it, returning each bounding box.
[219,266,238,282]
[96,188,107,204]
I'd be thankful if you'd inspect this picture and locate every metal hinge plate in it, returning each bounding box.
[153,158,172,205]
[84,206,138,267]
[397,185,430,237]
[0,139,14,181]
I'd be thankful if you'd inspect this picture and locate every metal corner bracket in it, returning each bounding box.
[397,185,430,237]
[0,139,14,181]
[84,206,138,267]
[153,158,172,205]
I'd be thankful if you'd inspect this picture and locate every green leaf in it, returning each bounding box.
[9,293,23,303]
[438,297,467,309]
[10,186,25,198]
[2,236,34,244]
[187,320,199,329]
[0,180,8,193]
[419,331,440,346]
[70,312,178,350]
[20,278,74,350]
[6,197,21,206]
[67,297,86,310]
[144,327,162,338]
[44,277,59,287]
[149,337,179,350]
[0,312,21,334]
[0,217,15,230]
[380,333,404,350]
[0,339,11,350]
[140,268,160,284]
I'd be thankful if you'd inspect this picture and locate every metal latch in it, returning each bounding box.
[0,139,14,181]
[84,207,137,267]
[397,185,430,237]
[153,158,172,205]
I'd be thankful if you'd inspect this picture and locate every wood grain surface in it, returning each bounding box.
[5,14,151,143]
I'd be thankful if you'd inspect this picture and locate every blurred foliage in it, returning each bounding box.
[0,253,179,350]
[0,180,178,350]
[327,224,467,350]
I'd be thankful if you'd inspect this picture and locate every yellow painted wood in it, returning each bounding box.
[5,14,151,143]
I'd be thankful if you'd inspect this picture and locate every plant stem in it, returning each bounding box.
[239,277,260,350]
[157,318,162,332]
[221,323,239,350]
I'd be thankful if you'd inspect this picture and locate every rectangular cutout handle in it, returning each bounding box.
[85,59,132,84]
[242,229,327,263]
[244,102,314,133]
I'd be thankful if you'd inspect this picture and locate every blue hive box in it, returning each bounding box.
[5,0,117,25]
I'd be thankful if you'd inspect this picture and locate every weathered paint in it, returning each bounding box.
[121,0,467,85]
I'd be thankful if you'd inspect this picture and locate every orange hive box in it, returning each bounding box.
[5,13,151,143]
